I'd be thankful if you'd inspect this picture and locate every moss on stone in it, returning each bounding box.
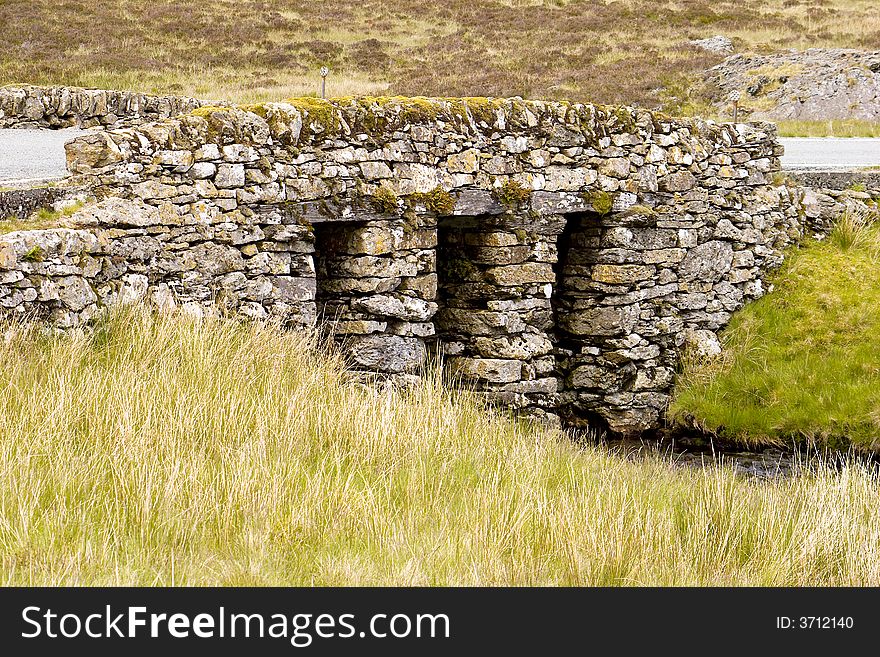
[22,245,45,262]
[187,95,675,154]
[620,204,656,217]
[190,105,229,119]
[372,185,400,214]
[237,103,270,119]
[442,257,482,282]
[458,97,506,126]
[494,180,531,208]
[401,210,420,235]
[410,187,456,215]
[285,97,341,138]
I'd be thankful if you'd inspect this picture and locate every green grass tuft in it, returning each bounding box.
[0,201,86,235]
[410,186,456,215]
[493,180,532,208]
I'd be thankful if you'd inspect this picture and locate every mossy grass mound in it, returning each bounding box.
[670,211,880,451]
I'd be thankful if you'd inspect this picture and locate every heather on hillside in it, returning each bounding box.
[2,0,879,106]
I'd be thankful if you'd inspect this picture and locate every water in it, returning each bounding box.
[574,431,877,479]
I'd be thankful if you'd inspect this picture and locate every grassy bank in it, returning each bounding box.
[671,212,880,450]
[2,1,880,106]
[2,308,880,585]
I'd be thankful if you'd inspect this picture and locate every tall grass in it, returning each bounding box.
[671,212,880,450]
[2,308,880,585]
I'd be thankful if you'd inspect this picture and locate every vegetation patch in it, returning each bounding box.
[776,120,880,138]
[371,185,400,214]
[0,200,86,235]
[410,186,456,215]
[583,190,613,215]
[284,97,341,138]
[670,210,880,450]
[21,245,45,262]
[493,180,532,208]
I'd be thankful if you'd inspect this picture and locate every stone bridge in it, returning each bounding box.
[0,94,806,433]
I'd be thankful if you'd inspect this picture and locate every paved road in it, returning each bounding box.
[0,128,91,185]
[779,137,880,170]
[1,129,879,185]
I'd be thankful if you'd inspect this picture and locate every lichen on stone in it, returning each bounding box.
[583,190,613,215]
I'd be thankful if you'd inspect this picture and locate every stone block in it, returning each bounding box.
[215,163,246,188]
[591,264,655,284]
[485,263,555,286]
[346,334,426,373]
[447,357,522,383]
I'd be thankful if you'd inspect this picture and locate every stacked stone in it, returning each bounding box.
[437,213,564,419]
[0,226,104,326]
[554,211,691,432]
[797,185,880,234]
[0,85,211,129]
[554,178,802,434]
[0,198,317,328]
[315,217,438,377]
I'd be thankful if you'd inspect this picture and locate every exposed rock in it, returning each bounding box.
[690,35,733,55]
[679,241,734,282]
[704,48,880,121]
[346,334,426,373]
[682,328,723,360]
[65,133,125,173]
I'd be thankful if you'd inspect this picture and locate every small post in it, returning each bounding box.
[729,90,741,124]
[320,67,329,99]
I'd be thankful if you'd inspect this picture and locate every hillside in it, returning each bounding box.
[2,0,880,107]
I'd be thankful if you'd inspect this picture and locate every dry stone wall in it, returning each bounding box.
[0,197,316,329]
[2,96,807,433]
[0,85,212,129]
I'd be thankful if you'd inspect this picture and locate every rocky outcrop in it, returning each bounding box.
[2,95,808,433]
[0,85,215,129]
[705,49,880,121]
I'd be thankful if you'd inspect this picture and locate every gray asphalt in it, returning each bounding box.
[779,137,880,170]
[1,130,879,185]
[0,128,92,185]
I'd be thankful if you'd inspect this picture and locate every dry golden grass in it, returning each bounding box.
[2,308,880,585]
[2,0,879,107]
[777,119,880,137]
